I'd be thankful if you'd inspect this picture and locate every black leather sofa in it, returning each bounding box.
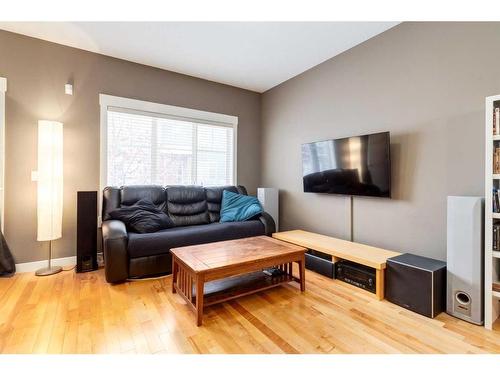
[101,185,276,283]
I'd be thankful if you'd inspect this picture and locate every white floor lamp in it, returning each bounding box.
[35,120,63,276]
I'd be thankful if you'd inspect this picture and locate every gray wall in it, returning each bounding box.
[3,22,500,264]
[261,22,500,260]
[0,30,261,263]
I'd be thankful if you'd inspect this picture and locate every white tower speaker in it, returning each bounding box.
[257,188,279,231]
[446,196,484,325]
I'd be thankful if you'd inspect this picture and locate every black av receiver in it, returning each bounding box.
[335,260,376,293]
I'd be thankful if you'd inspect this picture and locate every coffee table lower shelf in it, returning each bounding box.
[198,271,298,306]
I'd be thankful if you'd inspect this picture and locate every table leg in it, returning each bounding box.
[375,269,384,301]
[298,257,306,292]
[196,274,205,326]
[172,258,178,294]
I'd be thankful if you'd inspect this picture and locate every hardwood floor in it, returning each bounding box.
[0,267,499,354]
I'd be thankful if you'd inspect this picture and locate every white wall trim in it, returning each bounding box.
[98,94,239,225]
[15,256,76,273]
[0,77,6,233]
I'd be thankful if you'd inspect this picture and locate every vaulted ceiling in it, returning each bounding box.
[0,22,398,92]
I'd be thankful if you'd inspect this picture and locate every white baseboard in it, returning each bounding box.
[15,256,76,273]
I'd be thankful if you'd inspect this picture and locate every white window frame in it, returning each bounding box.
[99,94,238,206]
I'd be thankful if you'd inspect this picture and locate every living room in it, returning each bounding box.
[1,0,499,372]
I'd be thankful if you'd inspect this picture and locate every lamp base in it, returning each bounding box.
[35,266,62,276]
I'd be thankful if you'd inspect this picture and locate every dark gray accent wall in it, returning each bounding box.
[261,22,500,260]
[0,30,261,263]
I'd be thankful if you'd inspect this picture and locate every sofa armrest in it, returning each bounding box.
[102,220,129,283]
[258,211,276,236]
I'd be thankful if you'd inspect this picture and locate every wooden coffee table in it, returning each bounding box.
[171,235,307,326]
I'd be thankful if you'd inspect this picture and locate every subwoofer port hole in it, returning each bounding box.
[455,292,471,305]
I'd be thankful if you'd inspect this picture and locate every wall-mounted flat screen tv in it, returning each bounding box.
[301,131,391,198]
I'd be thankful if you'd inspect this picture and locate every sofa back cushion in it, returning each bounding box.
[102,185,167,221]
[205,186,239,222]
[121,185,167,208]
[102,184,248,225]
[166,185,209,227]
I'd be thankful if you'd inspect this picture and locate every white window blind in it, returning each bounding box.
[106,108,234,187]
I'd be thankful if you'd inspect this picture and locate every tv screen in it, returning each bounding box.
[301,131,391,197]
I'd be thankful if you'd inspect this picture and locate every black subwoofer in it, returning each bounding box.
[76,191,98,273]
[386,253,446,318]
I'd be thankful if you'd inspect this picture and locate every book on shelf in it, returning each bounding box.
[495,107,498,135]
[495,189,500,213]
[493,188,500,213]
[493,282,500,293]
[496,108,500,135]
[494,147,500,173]
[494,224,500,250]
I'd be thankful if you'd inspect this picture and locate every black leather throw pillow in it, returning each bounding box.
[109,199,174,233]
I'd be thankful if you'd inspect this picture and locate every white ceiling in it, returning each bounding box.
[0,22,398,92]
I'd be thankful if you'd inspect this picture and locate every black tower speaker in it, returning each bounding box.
[386,253,446,318]
[76,191,98,273]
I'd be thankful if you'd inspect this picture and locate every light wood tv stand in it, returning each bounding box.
[272,230,401,300]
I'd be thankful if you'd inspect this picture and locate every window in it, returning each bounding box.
[100,95,237,189]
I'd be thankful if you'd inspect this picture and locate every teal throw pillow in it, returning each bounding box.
[219,190,263,223]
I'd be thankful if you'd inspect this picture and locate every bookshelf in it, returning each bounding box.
[485,95,500,330]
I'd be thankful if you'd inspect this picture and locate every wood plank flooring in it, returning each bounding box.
[0,267,499,354]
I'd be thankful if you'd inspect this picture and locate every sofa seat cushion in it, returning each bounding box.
[127,220,265,258]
